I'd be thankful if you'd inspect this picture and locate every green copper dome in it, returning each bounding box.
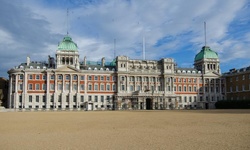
[194,46,218,61]
[110,59,116,66]
[57,35,78,51]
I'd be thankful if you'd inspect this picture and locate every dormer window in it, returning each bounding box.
[88,67,91,70]
[20,66,24,69]
[37,66,40,69]
[106,68,109,71]
[30,66,33,69]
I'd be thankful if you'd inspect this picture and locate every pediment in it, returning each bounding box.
[203,71,221,77]
[55,65,79,72]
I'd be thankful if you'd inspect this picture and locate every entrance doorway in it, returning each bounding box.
[205,103,209,109]
[146,98,153,110]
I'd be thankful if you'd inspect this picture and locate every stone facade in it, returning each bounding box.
[7,36,226,110]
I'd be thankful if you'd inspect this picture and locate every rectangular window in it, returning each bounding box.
[242,85,245,91]
[81,84,84,90]
[58,84,62,90]
[81,76,85,80]
[151,86,154,91]
[174,86,176,91]
[189,96,192,102]
[107,96,110,102]
[122,85,125,91]
[95,96,98,102]
[36,96,39,102]
[184,86,187,92]
[184,97,187,102]
[43,75,46,80]
[19,83,23,90]
[113,84,116,91]
[100,76,104,80]
[29,75,33,79]
[194,96,196,102]
[81,96,84,102]
[88,84,92,90]
[50,95,54,102]
[236,77,238,81]
[113,76,116,81]
[43,95,46,102]
[130,85,133,91]
[73,84,77,91]
[101,96,104,102]
[242,75,245,80]
[189,86,192,92]
[194,79,197,83]
[94,76,98,80]
[58,75,62,80]
[73,75,77,80]
[50,75,55,80]
[101,84,104,91]
[137,85,141,91]
[19,74,23,80]
[178,86,181,91]
[65,84,69,90]
[58,95,62,102]
[66,95,69,102]
[88,76,92,80]
[36,75,40,80]
[88,95,92,101]
[50,84,55,90]
[36,84,40,90]
[73,96,77,102]
[19,95,22,103]
[42,84,46,90]
[94,84,98,91]
[107,76,110,81]
[29,96,32,102]
[66,75,70,80]
[107,84,110,91]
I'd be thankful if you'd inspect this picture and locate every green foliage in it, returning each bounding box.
[215,100,250,109]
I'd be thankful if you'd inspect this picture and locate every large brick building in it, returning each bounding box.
[224,67,250,100]
[7,35,225,110]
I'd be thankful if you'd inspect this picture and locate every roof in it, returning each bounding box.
[194,46,218,61]
[57,35,78,51]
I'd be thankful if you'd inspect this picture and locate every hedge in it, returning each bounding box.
[215,100,250,109]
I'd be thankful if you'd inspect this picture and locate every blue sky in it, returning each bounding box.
[0,0,250,78]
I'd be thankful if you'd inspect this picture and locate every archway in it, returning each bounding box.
[146,98,153,110]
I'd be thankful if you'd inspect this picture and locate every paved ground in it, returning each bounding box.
[0,109,250,150]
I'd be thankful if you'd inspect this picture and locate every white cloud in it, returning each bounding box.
[0,0,249,77]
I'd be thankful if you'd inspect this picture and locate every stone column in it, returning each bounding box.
[46,72,50,110]
[23,72,27,109]
[8,75,13,108]
[14,74,18,109]
[69,74,73,110]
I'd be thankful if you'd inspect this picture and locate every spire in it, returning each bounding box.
[67,8,69,35]
[204,21,207,46]
[143,36,145,60]
[114,38,116,59]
